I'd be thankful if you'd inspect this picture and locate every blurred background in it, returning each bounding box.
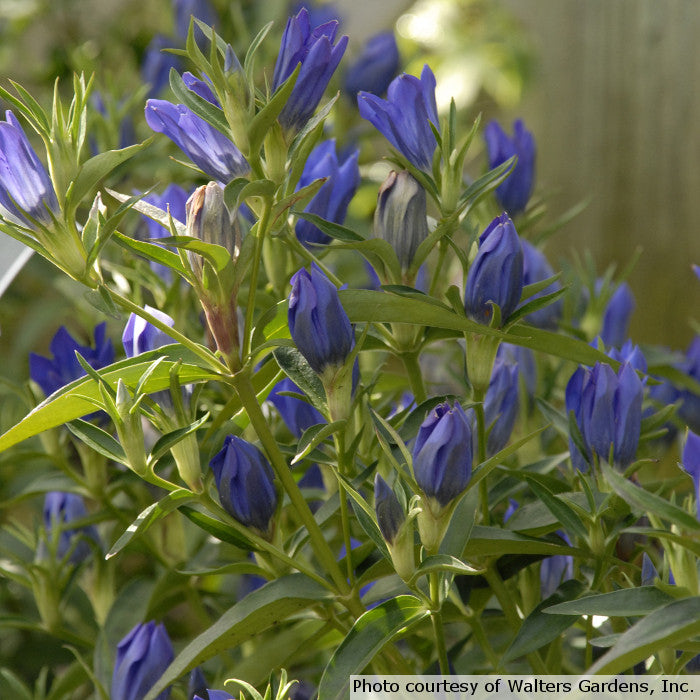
[1,0,698,381]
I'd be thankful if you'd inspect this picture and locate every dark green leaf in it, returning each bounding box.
[178,505,257,550]
[272,346,327,416]
[544,586,674,616]
[464,526,582,558]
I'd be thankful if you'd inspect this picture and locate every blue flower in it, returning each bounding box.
[29,323,114,397]
[374,473,405,544]
[145,100,249,183]
[358,65,439,171]
[599,280,635,349]
[210,435,278,535]
[122,306,176,357]
[464,213,524,325]
[273,8,348,133]
[607,339,647,373]
[413,401,473,507]
[521,239,562,329]
[483,359,520,456]
[566,361,644,469]
[42,492,99,563]
[295,139,359,246]
[344,32,400,98]
[373,170,429,271]
[288,264,354,375]
[194,693,233,700]
[111,621,174,700]
[682,429,700,520]
[484,118,535,215]
[540,532,574,598]
[497,342,536,401]
[0,111,58,225]
[268,376,325,437]
[173,0,219,42]
[141,35,183,98]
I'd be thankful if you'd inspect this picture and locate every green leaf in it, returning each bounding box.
[463,526,582,558]
[439,487,478,559]
[292,421,345,464]
[107,490,196,558]
[601,462,700,532]
[457,156,515,213]
[588,596,700,674]
[523,476,588,541]
[168,68,230,135]
[292,211,365,242]
[66,140,151,215]
[148,414,209,464]
[67,419,126,463]
[113,232,189,278]
[318,596,428,700]
[0,346,217,453]
[178,505,257,550]
[143,575,334,700]
[154,235,232,274]
[272,346,327,416]
[545,586,674,616]
[503,579,586,662]
[409,554,482,584]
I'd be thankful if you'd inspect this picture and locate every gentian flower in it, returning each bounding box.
[599,280,635,349]
[358,65,439,171]
[111,621,174,700]
[295,139,360,246]
[173,0,219,42]
[483,359,520,456]
[30,323,114,397]
[607,339,647,373]
[268,376,325,437]
[679,336,700,433]
[464,213,524,325]
[145,100,248,183]
[565,361,644,470]
[210,435,278,535]
[374,473,405,545]
[484,118,535,215]
[413,401,473,508]
[497,342,536,401]
[373,170,429,272]
[641,552,659,586]
[291,1,342,27]
[273,8,348,133]
[344,32,400,98]
[141,35,183,98]
[122,307,176,357]
[520,239,562,329]
[540,532,574,598]
[288,264,354,375]
[682,429,700,520]
[0,111,59,225]
[187,668,208,700]
[42,491,99,563]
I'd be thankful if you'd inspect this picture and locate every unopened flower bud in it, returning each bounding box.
[374,170,429,273]
[374,473,405,544]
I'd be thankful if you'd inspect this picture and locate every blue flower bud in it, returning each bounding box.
[187,668,207,700]
[288,264,354,375]
[483,359,520,456]
[29,323,114,397]
[141,35,183,98]
[682,429,700,520]
[497,343,536,401]
[295,139,359,246]
[273,8,348,133]
[540,532,573,598]
[269,377,325,437]
[42,492,99,563]
[413,401,473,508]
[145,99,249,183]
[484,118,535,216]
[566,361,644,469]
[344,32,400,98]
[194,692,233,700]
[374,473,405,544]
[599,281,635,349]
[521,239,562,329]
[0,111,59,225]
[122,306,176,357]
[358,65,439,172]
[464,213,524,325]
[641,552,659,586]
[608,339,647,373]
[209,435,278,535]
[173,0,219,42]
[111,621,174,700]
[373,170,429,272]
[679,336,700,433]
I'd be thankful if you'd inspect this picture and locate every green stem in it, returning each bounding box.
[430,572,450,673]
[107,288,223,372]
[474,399,489,525]
[402,351,427,404]
[232,372,358,606]
[467,610,502,671]
[335,431,355,585]
[242,197,272,360]
[428,238,449,297]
